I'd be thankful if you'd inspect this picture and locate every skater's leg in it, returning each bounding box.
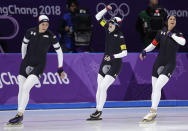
[96,74,104,110]
[18,74,39,114]
[18,75,26,109]
[151,76,157,102]
[7,75,39,125]
[142,75,169,122]
[150,76,158,113]
[97,75,115,111]
[87,75,115,120]
[87,74,105,120]
[151,74,169,110]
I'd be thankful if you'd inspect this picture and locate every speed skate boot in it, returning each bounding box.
[140,111,157,123]
[6,114,23,127]
[87,110,102,121]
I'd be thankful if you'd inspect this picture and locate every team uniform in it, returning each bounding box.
[87,7,127,120]
[141,16,186,123]
[98,19,126,78]
[152,27,183,78]
[20,27,60,78]
[6,15,64,127]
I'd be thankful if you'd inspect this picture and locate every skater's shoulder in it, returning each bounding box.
[118,31,124,35]
[118,31,125,38]
[46,29,55,36]
[46,30,58,41]
[24,27,37,36]
[27,27,37,32]
[172,29,183,35]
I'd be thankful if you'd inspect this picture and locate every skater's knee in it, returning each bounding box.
[153,86,162,92]
[27,74,39,82]
[22,86,29,94]
[99,85,107,94]
[22,83,31,94]
[99,81,108,88]
[18,75,26,82]
[97,74,104,84]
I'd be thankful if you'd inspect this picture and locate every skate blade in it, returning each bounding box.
[4,122,24,129]
[140,114,157,124]
[86,117,102,121]
[139,118,156,124]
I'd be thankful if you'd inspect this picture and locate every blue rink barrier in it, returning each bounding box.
[0,100,188,110]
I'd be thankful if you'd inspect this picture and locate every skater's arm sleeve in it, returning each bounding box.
[114,50,127,58]
[144,30,161,52]
[21,29,31,59]
[95,8,108,21]
[52,35,63,68]
[151,30,161,46]
[55,46,63,68]
[144,43,156,52]
[24,29,32,42]
[171,33,186,46]
[21,43,28,59]
[95,7,109,29]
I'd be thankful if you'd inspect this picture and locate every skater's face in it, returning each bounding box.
[39,22,49,33]
[168,16,176,31]
[108,22,116,32]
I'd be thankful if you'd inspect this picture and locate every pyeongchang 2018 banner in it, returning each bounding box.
[0,0,188,52]
[0,53,188,105]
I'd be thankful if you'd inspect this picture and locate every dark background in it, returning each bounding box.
[0,0,188,53]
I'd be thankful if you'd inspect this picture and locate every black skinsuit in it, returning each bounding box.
[20,27,59,78]
[152,27,185,78]
[98,19,127,78]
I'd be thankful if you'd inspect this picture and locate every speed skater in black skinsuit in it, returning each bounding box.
[140,15,186,123]
[6,15,66,127]
[87,5,128,121]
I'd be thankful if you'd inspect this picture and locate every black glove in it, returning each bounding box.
[109,54,115,59]
[141,50,146,57]
[167,32,173,37]
[57,67,64,75]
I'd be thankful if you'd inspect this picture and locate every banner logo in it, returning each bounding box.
[165,9,188,18]
[96,3,130,20]
[0,72,69,88]
[0,15,19,40]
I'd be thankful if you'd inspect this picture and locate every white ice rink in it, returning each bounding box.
[0,107,188,131]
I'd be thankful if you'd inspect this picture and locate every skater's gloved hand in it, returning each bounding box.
[57,67,66,79]
[139,50,146,61]
[104,55,111,61]
[167,31,173,37]
[106,5,112,10]
[109,54,115,59]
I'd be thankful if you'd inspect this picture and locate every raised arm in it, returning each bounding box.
[95,6,109,21]
[168,32,186,46]
[95,5,112,28]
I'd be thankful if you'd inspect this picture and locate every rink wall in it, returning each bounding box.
[0,53,188,110]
